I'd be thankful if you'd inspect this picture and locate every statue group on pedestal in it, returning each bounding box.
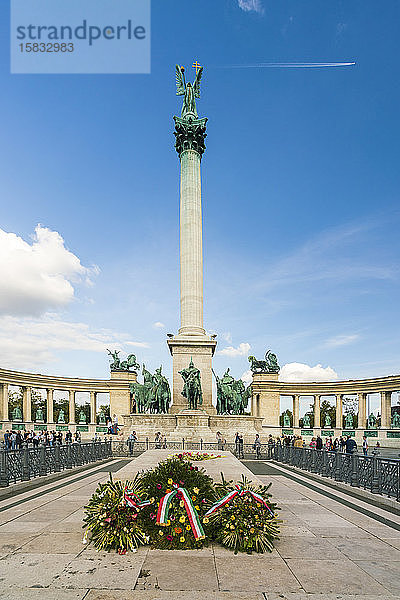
[130,365,171,414]
[107,350,140,372]
[213,368,251,415]
[344,413,354,428]
[179,358,203,410]
[248,350,280,374]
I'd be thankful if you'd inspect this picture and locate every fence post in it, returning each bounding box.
[66,443,72,469]
[200,438,203,450]
[146,437,149,451]
[350,454,359,487]
[0,449,8,487]
[182,438,185,450]
[371,456,380,494]
[39,445,47,477]
[334,451,342,481]
[321,450,328,477]
[22,446,30,481]
[54,443,61,472]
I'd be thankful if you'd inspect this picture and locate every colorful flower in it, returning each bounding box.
[158,531,163,536]
[174,527,182,534]
[166,535,173,541]
[167,478,173,485]
[186,525,191,530]
[203,517,209,524]
[156,484,162,489]
[179,515,186,523]
[193,487,199,494]
[180,536,185,542]
[195,505,200,511]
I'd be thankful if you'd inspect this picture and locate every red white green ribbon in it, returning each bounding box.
[123,487,152,509]
[156,483,205,540]
[204,485,275,517]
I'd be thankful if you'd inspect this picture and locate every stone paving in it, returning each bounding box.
[0,452,399,599]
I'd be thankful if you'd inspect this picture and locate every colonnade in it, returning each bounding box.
[251,372,400,439]
[1,383,104,425]
[288,391,395,429]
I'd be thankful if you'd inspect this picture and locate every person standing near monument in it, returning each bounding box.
[362,435,368,456]
[253,434,261,459]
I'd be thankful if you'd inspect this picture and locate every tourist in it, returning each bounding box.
[155,432,162,449]
[66,430,72,443]
[234,431,240,455]
[316,435,323,450]
[238,434,244,459]
[216,431,223,450]
[162,434,167,449]
[309,437,317,449]
[294,435,303,448]
[127,430,137,456]
[345,435,357,454]
[339,436,346,452]
[3,430,10,450]
[362,435,368,456]
[253,434,261,459]
[267,434,274,458]
[333,437,339,451]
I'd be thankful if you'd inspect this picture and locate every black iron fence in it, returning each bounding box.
[0,440,112,487]
[273,445,400,501]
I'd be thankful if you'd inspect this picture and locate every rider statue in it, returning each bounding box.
[392,412,400,428]
[368,413,377,429]
[302,414,311,428]
[345,413,353,428]
[179,357,203,410]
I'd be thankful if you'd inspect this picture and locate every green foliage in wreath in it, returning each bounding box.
[138,456,216,549]
[83,474,149,554]
[207,475,281,554]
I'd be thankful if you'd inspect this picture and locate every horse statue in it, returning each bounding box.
[107,350,140,372]
[248,350,280,374]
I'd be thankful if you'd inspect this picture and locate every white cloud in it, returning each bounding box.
[241,369,253,385]
[126,340,150,348]
[0,314,147,370]
[325,334,359,347]
[279,362,338,383]
[238,0,264,14]
[218,342,251,357]
[222,331,233,344]
[152,322,165,329]
[0,225,98,317]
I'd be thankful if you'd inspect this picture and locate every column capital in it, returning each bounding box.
[174,116,207,158]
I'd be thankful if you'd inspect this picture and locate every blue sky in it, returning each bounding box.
[0,1,399,401]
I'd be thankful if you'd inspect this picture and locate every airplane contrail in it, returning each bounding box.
[220,62,356,68]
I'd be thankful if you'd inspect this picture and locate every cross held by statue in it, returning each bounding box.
[192,61,202,74]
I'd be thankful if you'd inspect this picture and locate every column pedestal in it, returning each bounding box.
[167,335,217,414]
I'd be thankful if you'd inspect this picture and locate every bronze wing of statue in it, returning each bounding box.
[176,64,185,96]
[193,66,203,99]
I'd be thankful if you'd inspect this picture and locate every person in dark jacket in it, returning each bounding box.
[345,436,357,454]
[316,436,323,450]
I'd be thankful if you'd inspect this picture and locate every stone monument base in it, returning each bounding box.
[122,411,263,443]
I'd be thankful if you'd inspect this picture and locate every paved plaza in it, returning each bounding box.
[0,452,400,599]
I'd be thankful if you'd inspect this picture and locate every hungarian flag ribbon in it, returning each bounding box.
[156,483,205,540]
[204,485,275,518]
[123,487,152,509]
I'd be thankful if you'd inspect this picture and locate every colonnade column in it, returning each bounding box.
[47,389,54,423]
[23,386,32,422]
[380,391,391,428]
[358,392,367,429]
[68,391,75,424]
[90,391,96,424]
[314,395,321,428]
[1,383,9,421]
[292,394,299,427]
[336,394,342,430]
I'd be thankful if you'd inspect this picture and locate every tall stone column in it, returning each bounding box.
[68,390,75,424]
[336,394,343,429]
[23,387,32,422]
[293,394,300,427]
[90,391,97,424]
[47,389,54,423]
[167,93,216,414]
[1,383,9,421]
[380,391,391,428]
[358,392,367,429]
[314,394,321,428]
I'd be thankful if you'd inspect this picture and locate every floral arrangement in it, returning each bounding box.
[83,458,280,555]
[167,451,224,462]
[82,474,149,554]
[206,475,280,554]
[139,456,216,549]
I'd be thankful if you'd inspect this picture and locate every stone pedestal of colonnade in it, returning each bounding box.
[109,370,138,424]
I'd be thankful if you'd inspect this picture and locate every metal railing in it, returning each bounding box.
[0,440,112,487]
[272,445,400,501]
